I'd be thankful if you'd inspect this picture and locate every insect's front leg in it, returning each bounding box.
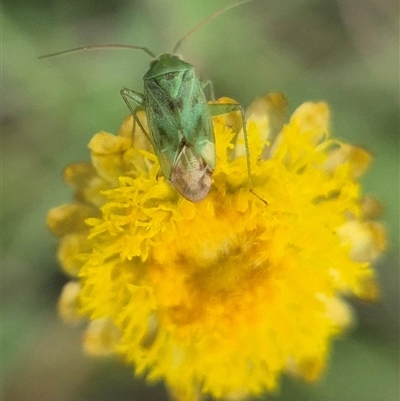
[120,88,151,143]
[208,102,267,205]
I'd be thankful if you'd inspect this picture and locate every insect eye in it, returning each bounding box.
[171,54,183,60]
[149,53,182,67]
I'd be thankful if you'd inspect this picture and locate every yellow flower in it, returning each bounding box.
[48,94,386,401]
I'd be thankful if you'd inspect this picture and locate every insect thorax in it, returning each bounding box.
[144,54,196,97]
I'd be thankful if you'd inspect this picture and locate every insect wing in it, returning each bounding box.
[170,144,212,202]
[177,71,215,170]
[144,78,183,179]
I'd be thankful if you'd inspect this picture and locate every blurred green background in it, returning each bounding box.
[3,0,399,400]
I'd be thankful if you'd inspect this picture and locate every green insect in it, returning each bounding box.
[40,0,254,202]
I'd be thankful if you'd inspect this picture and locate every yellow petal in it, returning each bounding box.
[83,318,121,356]
[47,204,94,236]
[58,233,91,276]
[89,132,132,185]
[58,281,84,323]
[338,220,387,262]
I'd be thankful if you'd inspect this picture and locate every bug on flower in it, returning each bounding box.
[40,0,253,202]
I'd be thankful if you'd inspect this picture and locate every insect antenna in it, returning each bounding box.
[172,0,252,54]
[39,44,156,59]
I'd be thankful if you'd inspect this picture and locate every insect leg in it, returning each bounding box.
[201,79,215,101]
[120,88,151,143]
[208,102,267,205]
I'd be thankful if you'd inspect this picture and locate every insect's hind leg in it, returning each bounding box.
[120,88,151,143]
[201,79,216,101]
[208,101,267,205]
